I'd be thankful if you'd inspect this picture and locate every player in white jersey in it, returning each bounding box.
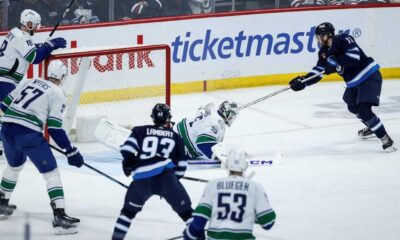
[184,149,276,240]
[0,60,84,235]
[173,101,238,178]
[0,9,67,156]
[174,101,238,159]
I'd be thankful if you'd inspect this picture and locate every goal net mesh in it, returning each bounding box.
[44,45,170,133]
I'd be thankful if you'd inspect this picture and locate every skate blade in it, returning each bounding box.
[359,135,376,140]
[54,225,78,235]
[384,146,397,153]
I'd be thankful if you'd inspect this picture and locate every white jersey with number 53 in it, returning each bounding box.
[194,175,276,239]
[174,110,226,159]
[1,78,66,133]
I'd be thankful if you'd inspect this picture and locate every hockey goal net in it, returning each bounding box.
[44,44,170,140]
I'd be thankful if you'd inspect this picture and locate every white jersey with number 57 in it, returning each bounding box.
[174,110,226,159]
[0,28,37,85]
[1,78,66,133]
[194,175,276,239]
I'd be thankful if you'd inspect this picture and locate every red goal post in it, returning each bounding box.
[43,44,171,141]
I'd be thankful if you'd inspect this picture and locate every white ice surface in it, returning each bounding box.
[1,80,400,240]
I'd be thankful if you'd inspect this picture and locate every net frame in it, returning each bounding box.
[42,44,171,140]
[43,44,171,106]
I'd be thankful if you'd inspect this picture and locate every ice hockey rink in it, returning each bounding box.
[0,80,399,240]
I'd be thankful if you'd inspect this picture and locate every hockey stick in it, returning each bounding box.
[49,144,207,185]
[188,159,274,166]
[49,145,129,189]
[238,71,325,110]
[47,0,76,40]
[182,176,208,183]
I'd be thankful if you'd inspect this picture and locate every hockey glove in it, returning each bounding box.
[65,147,84,168]
[48,37,67,50]
[122,158,136,177]
[289,76,306,91]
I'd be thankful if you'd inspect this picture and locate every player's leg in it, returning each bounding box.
[0,123,27,216]
[356,71,396,151]
[112,179,153,240]
[159,171,193,223]
[0,81,16,157]
[21,129,80,234]
[343,87,373,138]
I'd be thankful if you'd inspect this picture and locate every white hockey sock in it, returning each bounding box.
[0,164,23,199]
[43,169,65,209]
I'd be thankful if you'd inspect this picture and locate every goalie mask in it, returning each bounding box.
[47,60,68,84]
[151,103,172,126]
[226,150,248,173]
[218,101,239,127]
[20,9,41,34]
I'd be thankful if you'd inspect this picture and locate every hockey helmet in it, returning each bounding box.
[151,103,172,125]
[226,150,248,173]
[20,9,41,31]
[47,60,68,84]
[315,22,335,37]
[218,101,239,127]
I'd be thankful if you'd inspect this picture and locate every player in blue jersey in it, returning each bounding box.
[111,103,193,240]
[289,22,396,152]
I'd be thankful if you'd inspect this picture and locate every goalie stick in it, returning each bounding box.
[94,120,280,169]
[238,71,325,110]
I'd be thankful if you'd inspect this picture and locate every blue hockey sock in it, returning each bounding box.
[112,214,133,240]
[366,116,386,138]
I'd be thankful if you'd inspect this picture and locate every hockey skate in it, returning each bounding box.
[51,202,80,235]
[0,191,16,217]
[381,134,397,153]
[358,127,375,139]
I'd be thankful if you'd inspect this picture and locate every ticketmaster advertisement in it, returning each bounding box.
[1,6,399,90]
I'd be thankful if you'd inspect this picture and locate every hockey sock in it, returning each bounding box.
[43,169,65,209]
[358,104,387,138]
[0,165,23,199]
[112,211,135,240]
[365,116,386,139]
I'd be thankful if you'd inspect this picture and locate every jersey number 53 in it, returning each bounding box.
[217,193,247,223]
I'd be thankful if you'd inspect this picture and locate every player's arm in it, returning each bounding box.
[196,124,221,159]
[324,35,360,74]
[173,134,188,179]
[1,94,14,113]
[183,184,213,240]
[1,81,26,112]
[254,183,276,230]
[15,36,66,64]
[329,36,360,67]
[119,129,140,177]
[289,51,325,91]
[47,95,83,168]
